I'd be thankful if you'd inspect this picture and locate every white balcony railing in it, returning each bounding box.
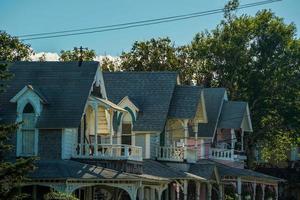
[209,148,234,161]
[156,146,197,163]
[73,143,143,161]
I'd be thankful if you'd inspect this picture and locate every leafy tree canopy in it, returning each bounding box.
[102,0,300,165]
[0,32,36,199]
[59,47,96,61]
[0,31,32,61]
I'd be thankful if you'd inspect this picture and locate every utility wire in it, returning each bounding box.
[19,0,281,41]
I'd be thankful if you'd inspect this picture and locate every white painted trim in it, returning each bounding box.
[200,91,208,123]
[145,134,151,159]
[10,86,29,103]
[211,90,227,142]
[118,96,140,112]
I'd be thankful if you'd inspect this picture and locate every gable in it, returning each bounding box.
[0,61,99,128]
[103,72,178,132]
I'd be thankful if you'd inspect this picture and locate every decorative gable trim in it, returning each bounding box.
[242,104,253,132]
[118,96,139,112]
[10,85,48,104]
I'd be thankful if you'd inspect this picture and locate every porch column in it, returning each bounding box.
[138,187,144,200]
[275,185,278,200]
[183,120,188,160]
[150,187,156,200]
[237,177,242,200]
[33,185,37,200]
[219,184,223,200]
[207,183,212,200]
[170,184,176,200]
[230,129,235,149]
[252,183,256,200]
[200,139,205,159]
[183,180,188,200]
[93,104,98,156]
[241,129,244,152]
[261,184,265,200]
[252,182,256,200]
[80,116,84,156]
[109,109,114,145]
[195,182,201,200]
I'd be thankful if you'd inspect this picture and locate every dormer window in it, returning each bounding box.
[20,103,37,156]
[122,112,132,145]
[10,85,45,157]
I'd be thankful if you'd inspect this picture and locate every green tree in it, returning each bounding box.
[0,32,36,199]
[44,191,78,200]
[102,38,194,83]
[0,31,32,61]
[189,1,300,165]
[59,47,96,61]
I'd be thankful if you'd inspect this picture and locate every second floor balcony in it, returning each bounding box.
[156,146,197,163]
[73,143,143,161]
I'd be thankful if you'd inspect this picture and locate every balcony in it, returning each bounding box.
[156,146,197,163]
[73,143,143,161]
[209,148,246,161]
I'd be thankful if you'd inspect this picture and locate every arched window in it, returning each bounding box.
[121,113,132,145]
[21,103,36,155]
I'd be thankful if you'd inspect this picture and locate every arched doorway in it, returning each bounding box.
[73,185,131,200]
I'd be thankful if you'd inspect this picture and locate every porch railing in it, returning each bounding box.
[156,146,197,163]
[209,148,234,161]
[73,143,143,161]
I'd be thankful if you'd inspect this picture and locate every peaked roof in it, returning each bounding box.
[10,85,49,104]
[168,85,202,119]
[0,61,99,128]
[197,159,282,182]
[103,72,178,132]
[218,101,248,129]
[29,160,139,180]
[198,88,226,137]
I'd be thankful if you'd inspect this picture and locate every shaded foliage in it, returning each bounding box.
[59,47,96,61]
[0,32,36,199]
[0,31,32,61]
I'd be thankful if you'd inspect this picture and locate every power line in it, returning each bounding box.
[19,0,281,41]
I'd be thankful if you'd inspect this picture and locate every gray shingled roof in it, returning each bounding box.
[0,62,98,128]
[29,160,139,180]
[140,160,188,180]
[168,85,202,119]
[103,72,178,132]
[197,159,282,182]
[197,88,226,137]
[188,163,217,180]
[218,101,247,129]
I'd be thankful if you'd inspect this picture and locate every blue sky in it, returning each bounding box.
[0,0,299,56]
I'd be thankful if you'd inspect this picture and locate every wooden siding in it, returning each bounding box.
[62,128,77,159]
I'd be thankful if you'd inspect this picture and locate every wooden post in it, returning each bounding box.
[237,177,242,200]
[262,185,265,200]
[219,184,223,200]
[80,116,84,156]
[138,187,144,200]
[183,120,188,160]
[94,104,98,156]
[196,182,201,200]
[275,185,278,200]
[207,183,212,200]
[109,109,113,145]
[252,182,256,200]
[183,180,188,200]
[241,129,244,152]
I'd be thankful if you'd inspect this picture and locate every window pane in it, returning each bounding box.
[122,124,132,145]
[22,130,35,155]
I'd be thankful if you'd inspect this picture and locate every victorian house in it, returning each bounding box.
[1,62,281,200]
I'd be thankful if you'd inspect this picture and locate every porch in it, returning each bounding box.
[73,143,143,161]
[156,146,197,163]
[73,95,143,162]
